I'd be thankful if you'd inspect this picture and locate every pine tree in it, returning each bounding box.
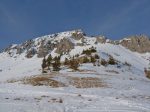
[108,56,116,65]
[101,59,107,66]
[69,57,79,70]
[52,56,61,71]
[94,54,100,59]
[91,56,96,66]
[64,58,69,65]
[83,57,90,63]
[97,60,100,66]
[47,54,52,70]
[41,56,47,73]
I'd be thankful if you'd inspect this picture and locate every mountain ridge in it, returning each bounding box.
[2,30,150,59]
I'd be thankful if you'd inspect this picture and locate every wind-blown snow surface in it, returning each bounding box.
[0,42,150,111]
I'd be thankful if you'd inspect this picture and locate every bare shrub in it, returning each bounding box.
[69,77,106,88]
[23,76,65,87]
[105,70,119,74]
[101,59,108,66]
[145,68,150,79]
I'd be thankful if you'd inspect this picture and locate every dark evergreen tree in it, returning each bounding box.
[108,56,116,65]
[64,58,69,65]
[82,47,97,55]
[91,56,96,66]
[101,59,107,66]
[42,56,47,73]
[69,57,79,70]
[97,60,100,66]
[94,54,100,59]
[47,54,52,70]
[52,56,61,71]
[83,57,90,63]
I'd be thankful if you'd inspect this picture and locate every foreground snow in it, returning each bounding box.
[0,63,150,112]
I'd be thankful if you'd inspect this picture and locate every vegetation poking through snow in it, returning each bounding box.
[69,57,80,70]
[69,77,106,88]
[101,59,108,66]
[41,56,47,73]
[94,54,100,59]
[145,68,150,79]
[47,54,52,70]
[64,58,69,65]
[83,57,90,63]
[124,61,131,67]
[40,46,133,73]
[90,56,96,66]
[82,47,96,55]
[23,76,66,87]
[108,56,117,65]
[52,56,61,71]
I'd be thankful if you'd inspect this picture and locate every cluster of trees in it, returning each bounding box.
[81,47,117,66]
[41,52,117,73]
[42,54,61,73]
[82,47,97,55]
[66,57,80,70]
[82,54,117,66]
[42,55,80,73]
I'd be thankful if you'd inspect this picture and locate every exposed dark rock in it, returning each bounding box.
[71,30,85,40]
[22,39,34,51]
[120,35,150,53]
[16,46,23,54]
[46,41,57,51]
[26,48,37,58]
[96,36,106,43]
[37,40,49,58]
[55,38,74,54]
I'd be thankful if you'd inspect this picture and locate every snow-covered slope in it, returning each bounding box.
[0,44,149,80]
[0,29,150,80]
[0,30,150,112]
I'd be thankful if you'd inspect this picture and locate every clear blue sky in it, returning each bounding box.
[0,0,150,49]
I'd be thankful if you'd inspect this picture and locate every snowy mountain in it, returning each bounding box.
[3,30,150,58]
[1,30,150,75]
[0,30,150,112]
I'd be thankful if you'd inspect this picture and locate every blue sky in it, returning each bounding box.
[0,0,150,49]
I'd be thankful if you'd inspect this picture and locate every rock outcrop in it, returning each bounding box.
[71,30,85,40]
[120,35,150,53]
[96,36,106,43]
[2,30,150,59]
[26,48,37,58]
[55,38,74,54]
[37,40,49,58]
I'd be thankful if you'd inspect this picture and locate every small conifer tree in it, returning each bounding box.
[42,56,47,73]
[64,58,69,65]
[91,56,96,66]
[83,57,90,63]
[52,56,61,71]
[97,60,100,66]
[101,59,107,66]
[47,54,52,70]
[108,56,116,65]
[69,57,79,70]
[94,54,100,59]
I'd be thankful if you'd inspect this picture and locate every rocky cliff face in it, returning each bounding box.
[55,38,74,54]
[3,30,86,58]
[96,36,106,43]
[120,35,150,53]
[3,30,150,59]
